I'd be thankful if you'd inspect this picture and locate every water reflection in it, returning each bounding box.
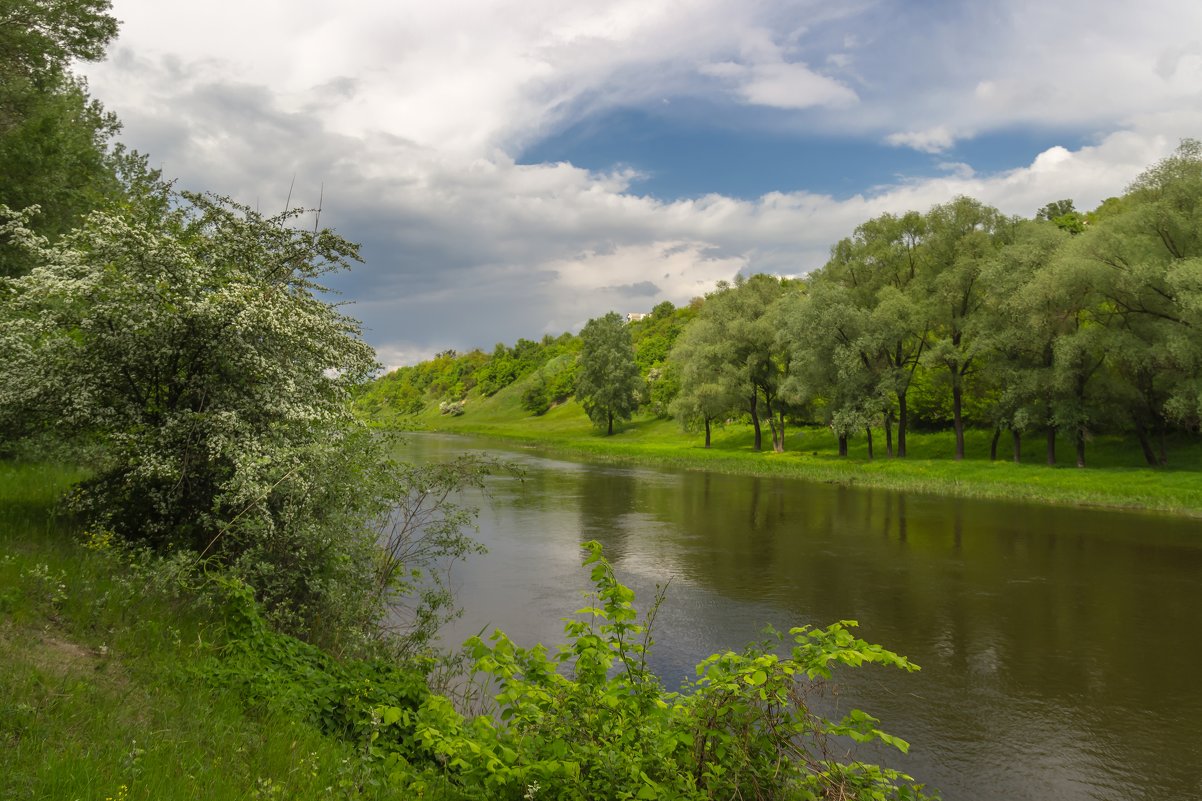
[400,434,1202,801]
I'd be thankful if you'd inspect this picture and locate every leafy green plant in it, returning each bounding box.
[202,575,429,755]
[377,542,936,800]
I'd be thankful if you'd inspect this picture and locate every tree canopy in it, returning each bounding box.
[0,0,123,275]
[575,311,641,435]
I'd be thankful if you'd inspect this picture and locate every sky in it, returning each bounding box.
[81,0,1202,369]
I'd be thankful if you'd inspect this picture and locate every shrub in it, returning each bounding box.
[0,190,491,651]
[376,542,936,801]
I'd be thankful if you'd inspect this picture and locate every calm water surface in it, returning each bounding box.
[398,433,1202,801]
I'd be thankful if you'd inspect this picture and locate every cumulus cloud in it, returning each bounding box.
[83,0,1202,364]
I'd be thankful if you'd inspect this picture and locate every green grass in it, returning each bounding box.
[0,462,403,801]
[398,379,1202,517]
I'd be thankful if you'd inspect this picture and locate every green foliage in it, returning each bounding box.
[367,142,1202,470]
[0,462,412,801]
[203,575,430,752]
[576,312,641,435]
[0,189,389,634]
[357,335,581,422]
[0,0,118,81]
[670,275,794,452]
[520,376,552,416]
[0,188,499,648]
[374,542,933,801]
[520,355,578,416]
[628,301,695,415]
[1036,199,1086,234]
[0,72,121,271]
[477,342,523,397]
[0,0,123,276]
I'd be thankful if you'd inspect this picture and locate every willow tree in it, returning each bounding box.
[813,211,930,456]
[670,275,792,452]
[977,220,1071,463]
[1072,140,1202,458]
[921,197,1010,460]
[669,327,740,448]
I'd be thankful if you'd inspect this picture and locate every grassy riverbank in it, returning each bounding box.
[1,460,939,801]
[0,462,405,801]
[391,381,1202,517]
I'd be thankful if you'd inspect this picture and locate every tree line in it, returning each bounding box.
[368,143,1202,469]
[671,148,1202,468]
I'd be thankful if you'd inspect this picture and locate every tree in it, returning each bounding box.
[921,197,1010,460]
[1036,199,1086,234]
[0,0,123,275]
[575,311,641,435]
[1076,140,1202,439]
[778,281,883,458]
[669,327,740,448]
[804,212,930,457]
[0,187,393,635]
[977,220,1071,464]
[0,0,119,83]
[671,275,792,452]
[628,300,695,415]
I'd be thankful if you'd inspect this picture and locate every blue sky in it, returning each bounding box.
[85,0,1202,368]
[522,107,1092,203]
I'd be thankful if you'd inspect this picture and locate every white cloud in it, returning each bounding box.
[885,126,960,154]
[936,161,975,179]
[81,0,1202,364]
[711,60,858,110]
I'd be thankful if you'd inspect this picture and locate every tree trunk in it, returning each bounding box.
[750,393,761,451]
[607,411,613,436]
[1046,426,1056,466]
[952,380,965,461]
[766,401,785,453]
[896,391,908,458]
[865,426,874,460]
[1135,423,1157,467]
[1012,429,1022,464]
[1075,428,1086,468]
[838,433,848,457]
[704,417,711,448]
[884,412,894,458]
[989,427,1001,461]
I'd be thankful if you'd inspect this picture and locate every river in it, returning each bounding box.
[398,433,1202,801]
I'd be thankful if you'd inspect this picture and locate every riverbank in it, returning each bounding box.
[0,462,407,801]
[1,460,942,801]
[393,393,1202,517]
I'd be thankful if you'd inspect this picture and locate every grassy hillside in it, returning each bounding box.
[398,374,1202,517]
